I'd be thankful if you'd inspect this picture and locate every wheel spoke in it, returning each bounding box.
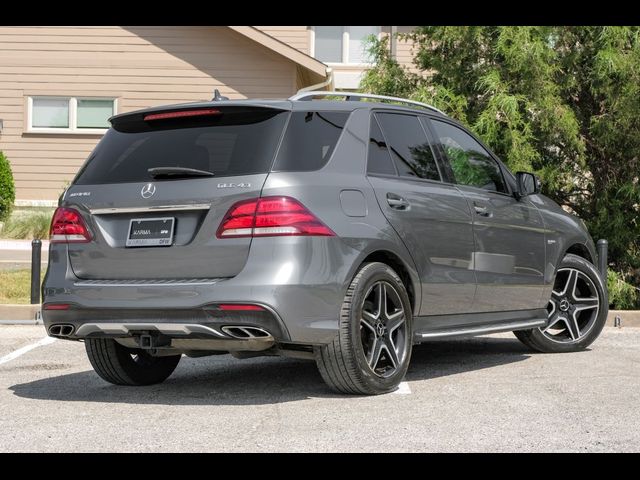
[550,290,564,302]
[542,314,563,333]
[574,297,598,311]
[382,338,399,368]
[367,337,383,369]
[563,270,579,298]
[563,314,581,340]
[374,283,384,318]
[386,310,405,333]
[360,315,377,334]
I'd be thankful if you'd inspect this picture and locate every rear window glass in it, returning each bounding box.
[367,116,396,176]
[376,113,441,181]
[74,107,288,185]
[273,111,350,172]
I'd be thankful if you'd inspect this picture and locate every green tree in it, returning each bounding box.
[361,27,640,306]
[0,151,15,223]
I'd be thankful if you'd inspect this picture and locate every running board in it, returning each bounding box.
[415,319,546,340]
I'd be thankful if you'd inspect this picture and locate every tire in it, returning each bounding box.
[85,338,181,386]
[515,253,608,353]
[314,262,413,395]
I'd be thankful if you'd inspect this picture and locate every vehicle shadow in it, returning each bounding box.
[9,336,533,406]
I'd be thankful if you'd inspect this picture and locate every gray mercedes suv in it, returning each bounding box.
[42,91,608,395]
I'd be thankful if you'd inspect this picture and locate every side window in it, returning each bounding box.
[376,113,441,181]
[431,120,507,193]
[367,116,396,176]
[273,111,350,172]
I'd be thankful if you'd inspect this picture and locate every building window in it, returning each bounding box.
[312,26,379,64]
[28,96,116,133]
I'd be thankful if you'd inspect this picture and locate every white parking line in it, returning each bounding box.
[393,381,411,395]
[0,337,56,366]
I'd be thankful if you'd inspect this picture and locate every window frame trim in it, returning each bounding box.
[370,110,446,183]
[27,95,117,135]
[310,26,382,66]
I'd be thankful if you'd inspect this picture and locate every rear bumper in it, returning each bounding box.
[42,236,370,344]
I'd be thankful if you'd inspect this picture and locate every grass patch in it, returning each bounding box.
[0,268,45,304]
[0,207,53,240]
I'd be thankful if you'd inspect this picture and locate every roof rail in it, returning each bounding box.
[288,91,446,116]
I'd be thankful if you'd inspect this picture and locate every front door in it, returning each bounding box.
[429,118,546,312]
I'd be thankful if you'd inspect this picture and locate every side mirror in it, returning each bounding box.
[515,171,541,198]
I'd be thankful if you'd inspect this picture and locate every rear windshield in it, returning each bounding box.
[74,107,288,185]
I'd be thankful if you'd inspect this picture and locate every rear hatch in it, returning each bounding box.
[63,105,289,280]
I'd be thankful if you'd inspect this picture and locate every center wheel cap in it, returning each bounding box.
[375,322,386,337]
[559,299,570,312]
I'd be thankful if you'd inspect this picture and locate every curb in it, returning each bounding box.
[0,304,41,322]
[606,310,640,328]
[0,240,50,251]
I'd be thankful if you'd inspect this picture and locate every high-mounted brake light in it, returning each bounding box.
[50,207,92,243]
[216,196,335,239]
[143,109,221,121]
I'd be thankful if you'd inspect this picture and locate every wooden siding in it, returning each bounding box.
[254,26,310,54]
[0,26,298,201]
[395,26,421,74]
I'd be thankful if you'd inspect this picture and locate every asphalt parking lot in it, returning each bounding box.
[1,325,639,452]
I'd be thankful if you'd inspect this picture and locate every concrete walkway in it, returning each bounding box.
[0,239,48,271]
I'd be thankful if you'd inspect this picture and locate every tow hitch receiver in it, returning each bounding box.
[136,334,170,349]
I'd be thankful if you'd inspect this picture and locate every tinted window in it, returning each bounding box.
[74,108,287,185]
[367,116,396,175]
[431,120,507,193]
[273,111,350,172]
[376,113,441,181]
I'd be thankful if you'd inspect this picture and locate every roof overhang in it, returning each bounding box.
[228,26,328,85]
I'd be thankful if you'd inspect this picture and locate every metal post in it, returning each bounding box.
[30,239,41,304]
[597,239,608,279]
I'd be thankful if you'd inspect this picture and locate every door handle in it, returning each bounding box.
[386,193,410,210]
[473,205,491,217]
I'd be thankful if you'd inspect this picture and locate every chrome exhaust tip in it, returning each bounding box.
[221,326,272,339]
[48,324,75,337]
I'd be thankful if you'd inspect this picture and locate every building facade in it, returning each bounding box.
[0,26,418,203]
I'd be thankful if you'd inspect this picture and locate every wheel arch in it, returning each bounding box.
[360,250,418,314]
[565,243,593,263]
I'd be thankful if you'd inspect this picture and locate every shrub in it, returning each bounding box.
[0,151,15,223]
[607,269,640,310]
[1,209,53,240]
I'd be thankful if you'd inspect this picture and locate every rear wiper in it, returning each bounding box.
[148,167,215,179]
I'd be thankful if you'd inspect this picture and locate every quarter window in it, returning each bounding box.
[431,120,507,193]
[273,111,350,172]
[29,96,116,133]
[376,113,441,181]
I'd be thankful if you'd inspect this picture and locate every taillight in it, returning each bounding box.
[49,207,92,243]
[216,196,335,238]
